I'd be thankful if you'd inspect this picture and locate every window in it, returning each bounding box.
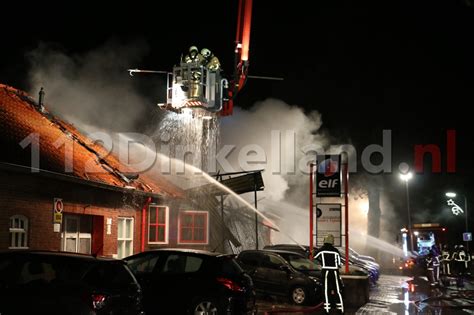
[261,254,286,270]
[219,256,245,276]
[161,254,204,274]
[118,217,134,259]
[178,211,208,244]
[148,206,169,244]
[83,262,136,290]
[125,253,162,275]
[239,252,261,267]
[9,215,28,249]
[286,254,320,271]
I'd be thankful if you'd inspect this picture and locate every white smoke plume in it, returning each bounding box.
[27,40,152,132]
[220,98,328,203]
[24,41,400,257]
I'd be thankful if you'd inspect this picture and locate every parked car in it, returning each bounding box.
[0,250,143,315]
[265,244,377,284]
[266,249,369,279]
[263,244,314,258]
[124,248,256,315]
[236,250,322,305]
[339,247,380,271]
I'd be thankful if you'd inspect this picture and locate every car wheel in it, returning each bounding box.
[290,286,307,305]
[190,298,220,315]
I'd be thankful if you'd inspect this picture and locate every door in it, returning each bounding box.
[63,215,92,254]
[259,253,288,295]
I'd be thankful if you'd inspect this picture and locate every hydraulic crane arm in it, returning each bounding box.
[222,0,253,116]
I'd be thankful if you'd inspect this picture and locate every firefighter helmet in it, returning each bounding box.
[201,48,212,58]
[323,234,334,245]
[189,46,199,58]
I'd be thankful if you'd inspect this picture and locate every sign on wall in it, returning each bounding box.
[53,198,63,224]
[463,232,472,242]
[316,203,342,247]
[316,155,341,197]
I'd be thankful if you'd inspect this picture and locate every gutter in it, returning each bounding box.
[0,162,163,199]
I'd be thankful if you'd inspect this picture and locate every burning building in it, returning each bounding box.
[0,84,248,257]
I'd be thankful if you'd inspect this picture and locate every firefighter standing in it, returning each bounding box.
[441,245,452,276]
[182,46,205,98]
[183,46,205,64]
[453,244,467,287]
[314,234,344,314]
[201,48,221,71]
[425,251,437,287]
[432,245,441,285]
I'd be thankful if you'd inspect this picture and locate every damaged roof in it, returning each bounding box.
[186,171,264,196]
[0,84,183,198]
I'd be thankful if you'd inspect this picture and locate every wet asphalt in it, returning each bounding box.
[256,274,474,314]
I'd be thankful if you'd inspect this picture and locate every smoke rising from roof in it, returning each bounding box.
[27,40,151,132]
[23,41,401,257]
[220,99,327,203]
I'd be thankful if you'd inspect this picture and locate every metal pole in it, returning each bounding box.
[310,163,314,261]
[344,160,349,274]
[465,195,469,252]
[254,174,258,250]
[221,176,225,252]
[406,181,414,253]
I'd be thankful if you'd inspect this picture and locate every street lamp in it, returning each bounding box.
[400,172,414,253]
[445,191,469,252]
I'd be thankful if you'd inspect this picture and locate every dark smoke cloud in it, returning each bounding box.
[27,40,151,132]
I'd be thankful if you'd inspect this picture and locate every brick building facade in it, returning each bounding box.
[0,84,241,258]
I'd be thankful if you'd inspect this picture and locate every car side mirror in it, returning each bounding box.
[280,265,291,273]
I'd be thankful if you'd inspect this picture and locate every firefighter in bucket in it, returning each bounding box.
[314,234,344,314]
[182,46,204,99]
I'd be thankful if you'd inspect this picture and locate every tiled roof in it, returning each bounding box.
[0,84,183,198]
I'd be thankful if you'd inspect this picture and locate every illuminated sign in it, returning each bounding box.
[446,199,464,216]
[316,155,341,197]
[463,232,472,242]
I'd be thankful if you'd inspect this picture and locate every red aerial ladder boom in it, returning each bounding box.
[222,0,253,116]
[128,0,280,118]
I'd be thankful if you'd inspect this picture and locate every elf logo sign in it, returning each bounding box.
[316,155,341,197]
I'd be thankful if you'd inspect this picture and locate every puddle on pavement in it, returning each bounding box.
[388,277,474,314]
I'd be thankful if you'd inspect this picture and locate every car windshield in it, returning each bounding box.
[286,255,320,270]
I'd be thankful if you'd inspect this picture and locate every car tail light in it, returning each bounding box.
[216,277,244,292]
[91,294,108,310]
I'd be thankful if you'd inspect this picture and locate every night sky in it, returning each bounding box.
[1,0,473,237]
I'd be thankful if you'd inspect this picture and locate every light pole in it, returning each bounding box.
[445,191,469,252]
[400,172,414,253]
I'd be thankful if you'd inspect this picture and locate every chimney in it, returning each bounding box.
[38,87,45,112]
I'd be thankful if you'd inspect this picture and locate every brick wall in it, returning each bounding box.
[0,168,149,257]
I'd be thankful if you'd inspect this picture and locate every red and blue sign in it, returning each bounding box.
[316,155,341,197]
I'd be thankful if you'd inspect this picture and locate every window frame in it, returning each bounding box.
[148,205,169,245]
[178,210,209,245]
[117,217,134,259]
[9,215,28,249]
